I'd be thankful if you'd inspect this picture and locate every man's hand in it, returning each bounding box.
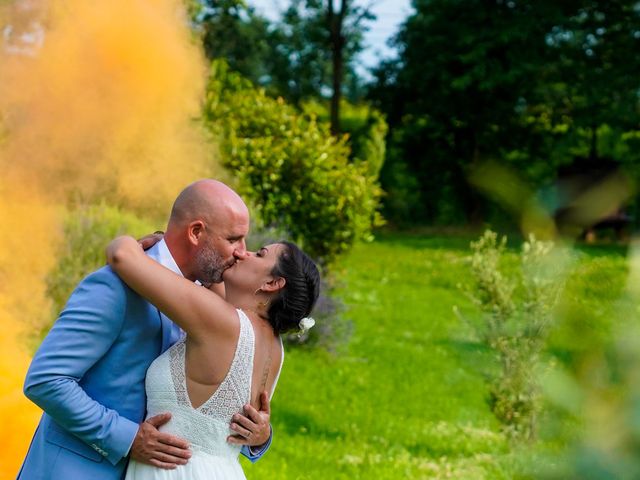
[227,392,271,447]
[130,413,191,469]
[137,231,164,251]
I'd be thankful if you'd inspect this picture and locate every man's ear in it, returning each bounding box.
[187,221,205,245]
[262,277,286,293]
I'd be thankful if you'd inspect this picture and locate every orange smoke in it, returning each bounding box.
[0,0,213,476]
[0,188,59,477]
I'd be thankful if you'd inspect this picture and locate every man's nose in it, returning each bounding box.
[234,240,249,259]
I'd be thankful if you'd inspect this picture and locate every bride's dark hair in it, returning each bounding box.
[266,242,320,335]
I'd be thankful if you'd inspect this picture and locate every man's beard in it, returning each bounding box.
[194,245,233,286]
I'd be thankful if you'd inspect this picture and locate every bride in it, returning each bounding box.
[106,235,320,479]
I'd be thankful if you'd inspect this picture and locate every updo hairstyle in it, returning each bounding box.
[266,241,320,334]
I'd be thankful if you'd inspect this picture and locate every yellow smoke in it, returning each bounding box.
[0,0,213,476]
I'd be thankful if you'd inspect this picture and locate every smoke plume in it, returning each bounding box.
[0,0,213,475]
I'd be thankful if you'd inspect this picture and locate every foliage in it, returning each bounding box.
[44,204,153,339]
[263,0,332,104]
[263,0,373,106]
[190,0,372,107]
[341,106,387,179]
[368,0,640,227]
[191,0,272,84]
[245,233,522,479]
[368,0,561,224]
[538,245,640,478]
[377,151,423,226]
[463,231,568,440]
[302,99,388,178]
[543,2,640,147]
[202,60,383,264]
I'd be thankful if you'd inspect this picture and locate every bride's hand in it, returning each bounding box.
[137,231,164,251]
[106,235,142,267]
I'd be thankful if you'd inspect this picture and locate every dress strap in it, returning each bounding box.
[270,337,284,400]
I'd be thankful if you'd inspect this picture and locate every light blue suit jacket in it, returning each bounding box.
[18,244,270,479]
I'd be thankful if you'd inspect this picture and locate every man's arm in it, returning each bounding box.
[25,267,192,469]
[23,269,140,465]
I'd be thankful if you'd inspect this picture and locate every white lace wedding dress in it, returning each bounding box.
[125,309,274,480]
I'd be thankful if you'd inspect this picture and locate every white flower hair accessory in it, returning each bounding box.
[298,317,315,334]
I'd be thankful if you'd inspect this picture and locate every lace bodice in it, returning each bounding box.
[143,309,255,458]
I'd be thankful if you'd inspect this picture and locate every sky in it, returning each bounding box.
[247,0,414,78]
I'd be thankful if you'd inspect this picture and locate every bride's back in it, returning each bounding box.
[144,309,280,458]
[182,309,282,411]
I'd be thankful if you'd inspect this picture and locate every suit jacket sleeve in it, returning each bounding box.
[23,268,139,466]
[241,428,273,462]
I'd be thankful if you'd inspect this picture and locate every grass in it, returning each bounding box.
[245,233,522,479]
[245,232,633,479]
[8,229,626,478]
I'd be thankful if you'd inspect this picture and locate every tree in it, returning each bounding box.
[192,0,272,83]
[368,0,640,226]
[542,2,640,162]
[370,0,568,223]
[203,60,383,263]
[191,0,375,136]
[266,0,374,134]
[264,0,330,104]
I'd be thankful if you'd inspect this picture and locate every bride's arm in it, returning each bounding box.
[106,236,237,342]
[209,281,226,298]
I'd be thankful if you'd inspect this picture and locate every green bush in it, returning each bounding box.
[461,231,569,441]
[44,203,154,339]
[202,60,383,265]
[301,100,388,179]
[538,248,640,478]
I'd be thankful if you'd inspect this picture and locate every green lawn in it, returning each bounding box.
[244,233,538,479]
[243,233,632,479]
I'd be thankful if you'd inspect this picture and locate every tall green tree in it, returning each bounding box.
[326,0,374,134]
[371,0,566,223]
[192,0,272,83]
[542,2,640,162]
[266,0,374,134]
[265,0,330,104]
[369,0,640,226]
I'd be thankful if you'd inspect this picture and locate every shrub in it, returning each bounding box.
[301,99,388,179]
[461,230,569,440]
[44,204,154,339]
[539,250,640,478]
[202,60,383,265]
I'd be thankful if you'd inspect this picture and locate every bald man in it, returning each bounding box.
[19,180,272,480]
